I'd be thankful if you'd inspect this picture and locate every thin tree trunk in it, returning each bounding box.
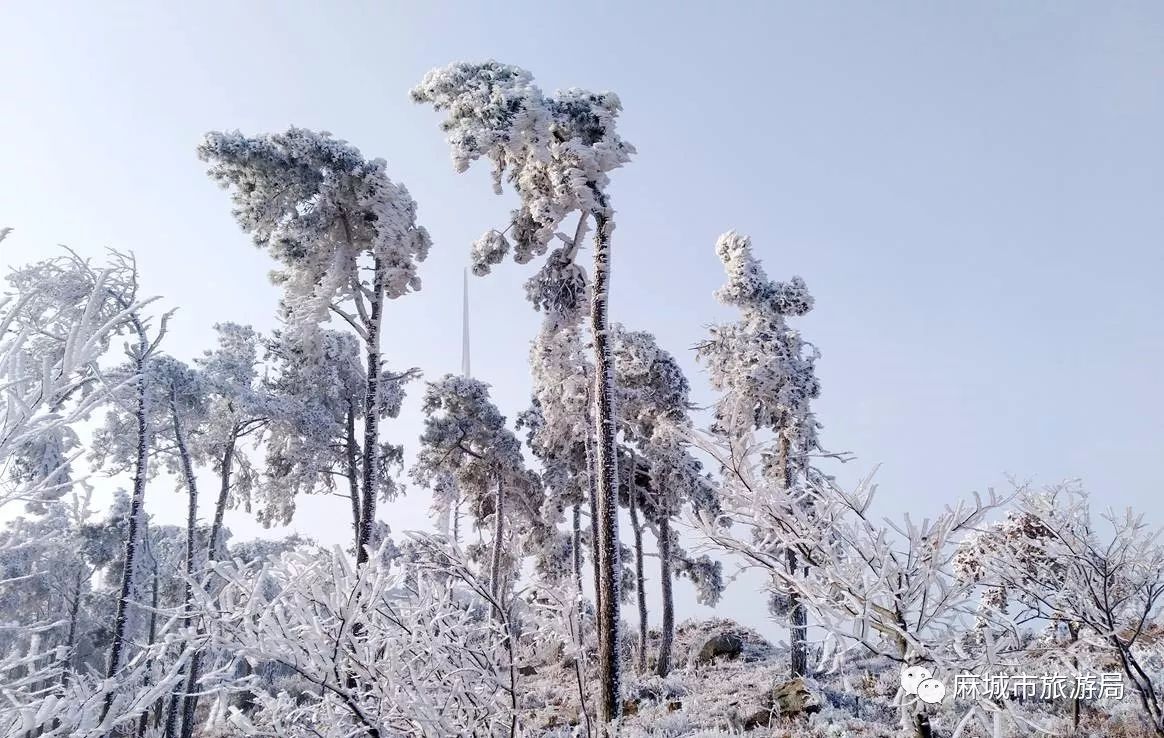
[657,513,674,677]
[1069,623,1081,730]
[171,396,200,628]
[162,690,181,738]
[627,468,647,673]
[181,427,237,738]
[589,207,622,727]
[490,477,505,607]
[100,325,150,727]
[788,551,808,677]
[357,258,386,567]
[779,435,809,678]
[208,431,236,557]
[168,396,204,738]
[59,570,83,687]
[135,559,160,738]
[177,669,199,738]
[584,417,602,634]
[345,401,361,553]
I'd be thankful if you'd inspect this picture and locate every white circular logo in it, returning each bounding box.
[916,678,947,705]
[901,665,933,696]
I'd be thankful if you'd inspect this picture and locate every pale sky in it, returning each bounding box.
[2,2,1162,642]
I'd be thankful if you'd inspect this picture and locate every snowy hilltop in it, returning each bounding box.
[1,59,1163,738]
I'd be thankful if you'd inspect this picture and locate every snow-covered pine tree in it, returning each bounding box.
[177,322,276,738]
[696,231,821,679]
[411,375,542,606]
[260,328,415,548]
[612,325,723,676]
[199,127,431,566]
[58,252,173,726]
[142,356,208,738]
[413,62,635,724]
[0,494,197,738]
[518,324,594,588]
[193,323,273,557]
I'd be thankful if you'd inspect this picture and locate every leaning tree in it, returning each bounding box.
[199,127,431,566]
[413,61,635,724]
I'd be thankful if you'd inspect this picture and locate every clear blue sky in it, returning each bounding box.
[2,2,1162,640]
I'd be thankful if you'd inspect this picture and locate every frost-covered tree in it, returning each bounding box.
[193,323,273,557]
[411,375,541,604]
[612,325,722,676]
[147,356,207,601]
[90,352,203,735]
[261,328,416,549]
[0,498,96,700]
[199,126,431,566]
[0,491,200,738]
[518,324,594,589]
[117,355,208,738]
[696,230,822,679]
[959,483,1164,737]
[0,246,150,512]
[59,256,173,725]
[697,447,1013,738]
[204,537,512,738]
[172,322,275,738]
[0,246,166,735]
[413,62,635,722]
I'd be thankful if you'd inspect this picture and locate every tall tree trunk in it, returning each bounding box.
[583,413,603,639]
[177,668,199,737]
[589,208,622,727]
[787,551,808,678]
[490,477,505,607]
[656,513,674,677]
[171,396,200,627]
[135,559,160,738]
[779,435,809,678]
[162,688,181,738]
[100,328,150,727]
[357,258,386,567]
[59,570,83,687]
[169,397,203,738]
[180,427,237,738]
[207,431,236,557]
[345,401,361,553]
[627,473,647,673]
